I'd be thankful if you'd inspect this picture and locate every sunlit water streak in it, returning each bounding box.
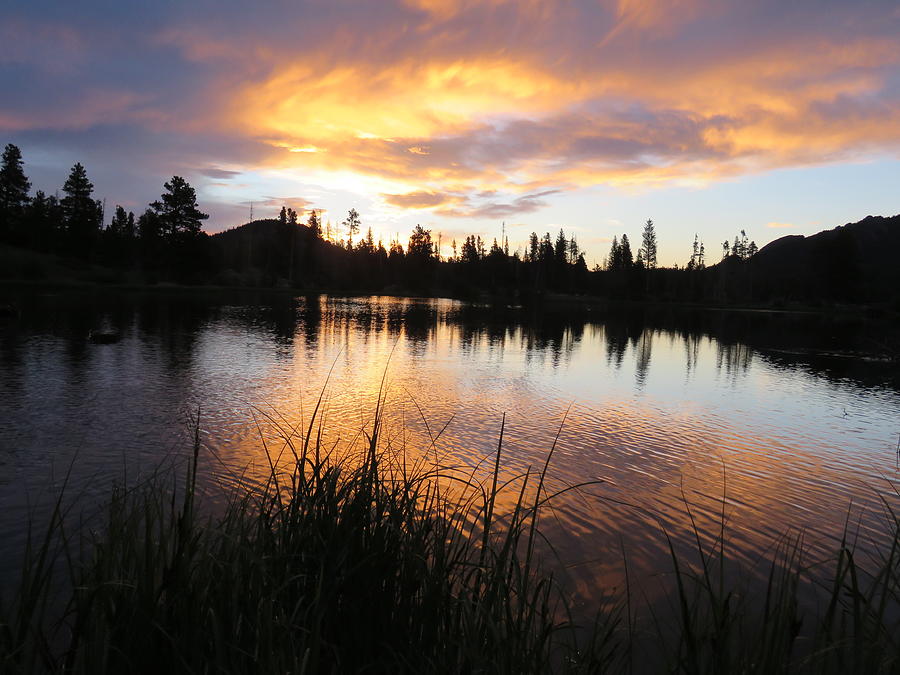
[1,291,898,614]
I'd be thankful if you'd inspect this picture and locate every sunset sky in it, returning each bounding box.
[3,0,899,266]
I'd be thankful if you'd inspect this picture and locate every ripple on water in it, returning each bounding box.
[1,292,899,607]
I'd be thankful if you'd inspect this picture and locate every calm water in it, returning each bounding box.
[2,290,899,611]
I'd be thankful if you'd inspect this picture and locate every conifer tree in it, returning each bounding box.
[554,229,568,266]
[461,235,478,263]
[528,232,539,262]
[388,238,404,259]
[568,235,579,264]
[620,233,633,269]
[407,224,433,258]
[149,176,208,242]
[307,210,322,238]
[61,162,102,257]
[640,219,658,269]
[109,205,129,236]
[0,143,31,241]
[688,234,700,270]
[539,233,553,263]
[608,236,619,271]
[344,208,360,247]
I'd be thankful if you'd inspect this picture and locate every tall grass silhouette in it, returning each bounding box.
[1,388,899,673]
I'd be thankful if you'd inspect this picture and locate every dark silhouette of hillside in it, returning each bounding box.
[695,215,900,306]
[210,217,398,291]
[748,215,900,302]
[213,219,315,288]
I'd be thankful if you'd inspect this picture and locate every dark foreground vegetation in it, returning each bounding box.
[2,402,899,674]
[2,143,899,308]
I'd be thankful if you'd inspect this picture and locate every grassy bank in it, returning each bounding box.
[1,405,899,673]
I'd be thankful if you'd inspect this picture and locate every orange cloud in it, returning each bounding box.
[231,55,586,154]
[605,0,703,39]
[212,9,900,209]
[382,191,462,209]
[8,0,900,223]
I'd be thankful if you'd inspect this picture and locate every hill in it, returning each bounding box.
[211,219,321,288]
[209,219,394,290]
[708,214,900,305]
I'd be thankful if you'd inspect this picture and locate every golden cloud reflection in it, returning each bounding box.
[193,297,900,615]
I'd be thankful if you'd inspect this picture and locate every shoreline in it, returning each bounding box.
[2,276,896,321]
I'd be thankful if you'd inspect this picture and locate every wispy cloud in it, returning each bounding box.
[382,191,462,209]
[382,189,558,218]
[199,167,242,179]
[437,190,559,218]
[255,196,314,211]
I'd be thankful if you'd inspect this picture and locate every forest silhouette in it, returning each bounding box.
[1,143,898,307]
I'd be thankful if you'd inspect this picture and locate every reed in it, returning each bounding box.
[638,485,900,674]
[1,399,898,674]
[0,398,613,674]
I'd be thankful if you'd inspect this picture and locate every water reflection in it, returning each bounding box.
[683,332,703,378]
[1,290,899,614]
[634,330,653,387]
[716,341,753,379]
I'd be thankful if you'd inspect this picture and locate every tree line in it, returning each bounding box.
[2,142,778,303]
[0,144,212,282]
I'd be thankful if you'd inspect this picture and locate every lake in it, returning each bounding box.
[1,289,899,616]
